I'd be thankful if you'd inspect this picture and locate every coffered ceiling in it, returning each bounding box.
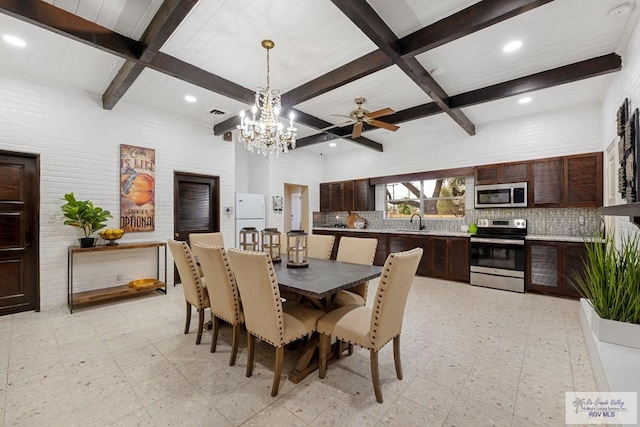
[0,0,637,155]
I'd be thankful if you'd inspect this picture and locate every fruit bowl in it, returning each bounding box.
[99,229,125,246]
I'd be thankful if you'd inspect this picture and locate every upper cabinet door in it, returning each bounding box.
[475,164,501,184]
[320,183,331,212]
[501,161,530,183]
[354,178,374,211]
[531,157,563,207]
[564,152,603,207]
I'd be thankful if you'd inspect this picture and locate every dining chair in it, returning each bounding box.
[192,243,244,366]
[317,247,423,403]
[307,234,336,260]
[227,248,325,397]
[333,236,378,307]
[167,239,210,345]
[189,232,225,247]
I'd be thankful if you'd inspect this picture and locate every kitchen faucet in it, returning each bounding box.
[410,213,425,230]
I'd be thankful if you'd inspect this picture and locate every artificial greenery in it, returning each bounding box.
[571,233,640,325]
[61,192,113,238]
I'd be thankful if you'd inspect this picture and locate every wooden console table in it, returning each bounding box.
[67,241,167,313]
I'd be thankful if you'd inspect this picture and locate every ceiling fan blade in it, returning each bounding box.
[330,114,352,119]
[367,107,395,119]
[369,119,399,132]
[352,122,363,138]
[319,119,352,132]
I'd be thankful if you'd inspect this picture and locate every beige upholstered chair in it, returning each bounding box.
[333,236,378,307]
[167,240,210,345]
[227,248,325,397]
[189,232,225,247]
[192,243,244,365]
[307,234,336,260]
[317,248,423,403]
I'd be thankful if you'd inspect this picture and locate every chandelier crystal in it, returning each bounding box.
[237,40,296,159]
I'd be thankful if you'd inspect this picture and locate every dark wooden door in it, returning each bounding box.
[531,157,563,206]
[564,152,603,207]
[0,152,39,315]
[354,179,373,211]
[562,243,588,297]
[526,241,560,293]
[173,172,219,281]
[448,237,470,282]
[319,183,330,212]
[174,172,220,241]
[430,237,449,278]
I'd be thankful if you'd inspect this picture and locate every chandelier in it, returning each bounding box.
[237,40,296,159]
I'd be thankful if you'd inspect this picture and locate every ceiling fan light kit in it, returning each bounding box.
[237,40,297,159]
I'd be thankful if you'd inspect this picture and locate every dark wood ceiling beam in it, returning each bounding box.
[0,0,141,59]
[398,0,554,59]
[281,50,392,108]
[448,53,622,108]
[102,0,199,110]
[294,54,620,147]
[330,0,476,136]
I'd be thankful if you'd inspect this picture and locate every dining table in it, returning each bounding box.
[273,254,383,383]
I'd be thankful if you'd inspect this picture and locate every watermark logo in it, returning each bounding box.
[566,392,637,424]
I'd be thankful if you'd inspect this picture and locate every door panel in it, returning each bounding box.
[0,152,39,315]
[173,173,219,242]
[173,172,219,283]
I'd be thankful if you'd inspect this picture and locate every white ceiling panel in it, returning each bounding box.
[414,0,638,96]
[368,0,482,38]
[161,0,378,92]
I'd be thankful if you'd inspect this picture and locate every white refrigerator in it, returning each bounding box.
[235,193,266,247]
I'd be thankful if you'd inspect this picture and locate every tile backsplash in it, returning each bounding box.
[313,207,602,237]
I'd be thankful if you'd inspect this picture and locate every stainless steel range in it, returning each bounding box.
[470,219,527,293]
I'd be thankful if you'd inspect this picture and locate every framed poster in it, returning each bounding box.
[120,144,155,232]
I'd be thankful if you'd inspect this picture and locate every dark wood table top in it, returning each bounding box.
[273,255,382,300]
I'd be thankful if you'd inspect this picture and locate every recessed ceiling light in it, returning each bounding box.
[3,34,26,47]
[609,3,633,16]
[503,40,522,53]
[329,142,337,147]
[184,95,197,103]
[519,96,532,104]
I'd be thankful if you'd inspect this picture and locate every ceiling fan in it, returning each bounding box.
[331,97,399,138]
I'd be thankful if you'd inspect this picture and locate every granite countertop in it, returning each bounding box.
[313,227,595,242]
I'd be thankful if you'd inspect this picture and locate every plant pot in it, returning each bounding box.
[581,298,640,349]
[78,237,96,248]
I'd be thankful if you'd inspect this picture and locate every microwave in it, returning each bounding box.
[475,182,528,208]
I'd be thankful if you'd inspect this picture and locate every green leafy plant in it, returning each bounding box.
[61,192,113,238]
[571,233,640,325]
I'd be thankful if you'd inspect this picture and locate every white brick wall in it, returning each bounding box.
[324,103,602,181]
[601,14,640,234]
[0,73,236,310]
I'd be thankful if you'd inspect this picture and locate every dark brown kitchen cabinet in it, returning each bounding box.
[526,240,588,297]
[564,152,603,207]
[407,235,431,276]
[321,179,374,212]
[475,161,530,185]
[354,179,375,211]
[531,157,563,207]
[429,236,469,282]
[320,183,330,212]
[531,152,602,208]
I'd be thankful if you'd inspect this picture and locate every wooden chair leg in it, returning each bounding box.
[319,333,330,379]
[184,301,191,334]
[229,323,240,366]
[348,344,354,355]
[272,346,285,397]
[196,309,205,345]
[393,335,403,380]
[370,349,383,403]
[246,334,255,377]
[210,316,220,353]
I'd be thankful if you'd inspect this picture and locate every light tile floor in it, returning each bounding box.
[0,277,596,426]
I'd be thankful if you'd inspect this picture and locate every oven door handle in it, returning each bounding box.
[470,237,525,246]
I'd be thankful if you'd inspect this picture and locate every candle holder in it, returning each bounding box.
[239,227,260,251]
[261,228,281,263]
[286,230,308,268]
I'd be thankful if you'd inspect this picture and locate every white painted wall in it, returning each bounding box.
[0,73,236,310]
[601,12,640,235]
[324,103,602,182]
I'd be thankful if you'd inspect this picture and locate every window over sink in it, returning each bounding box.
[385,177,466,218]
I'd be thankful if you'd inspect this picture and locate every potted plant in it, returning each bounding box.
[571,232,640,349]
[61,192,113,248]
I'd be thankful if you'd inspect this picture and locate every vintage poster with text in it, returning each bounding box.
[120,144,155,232]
